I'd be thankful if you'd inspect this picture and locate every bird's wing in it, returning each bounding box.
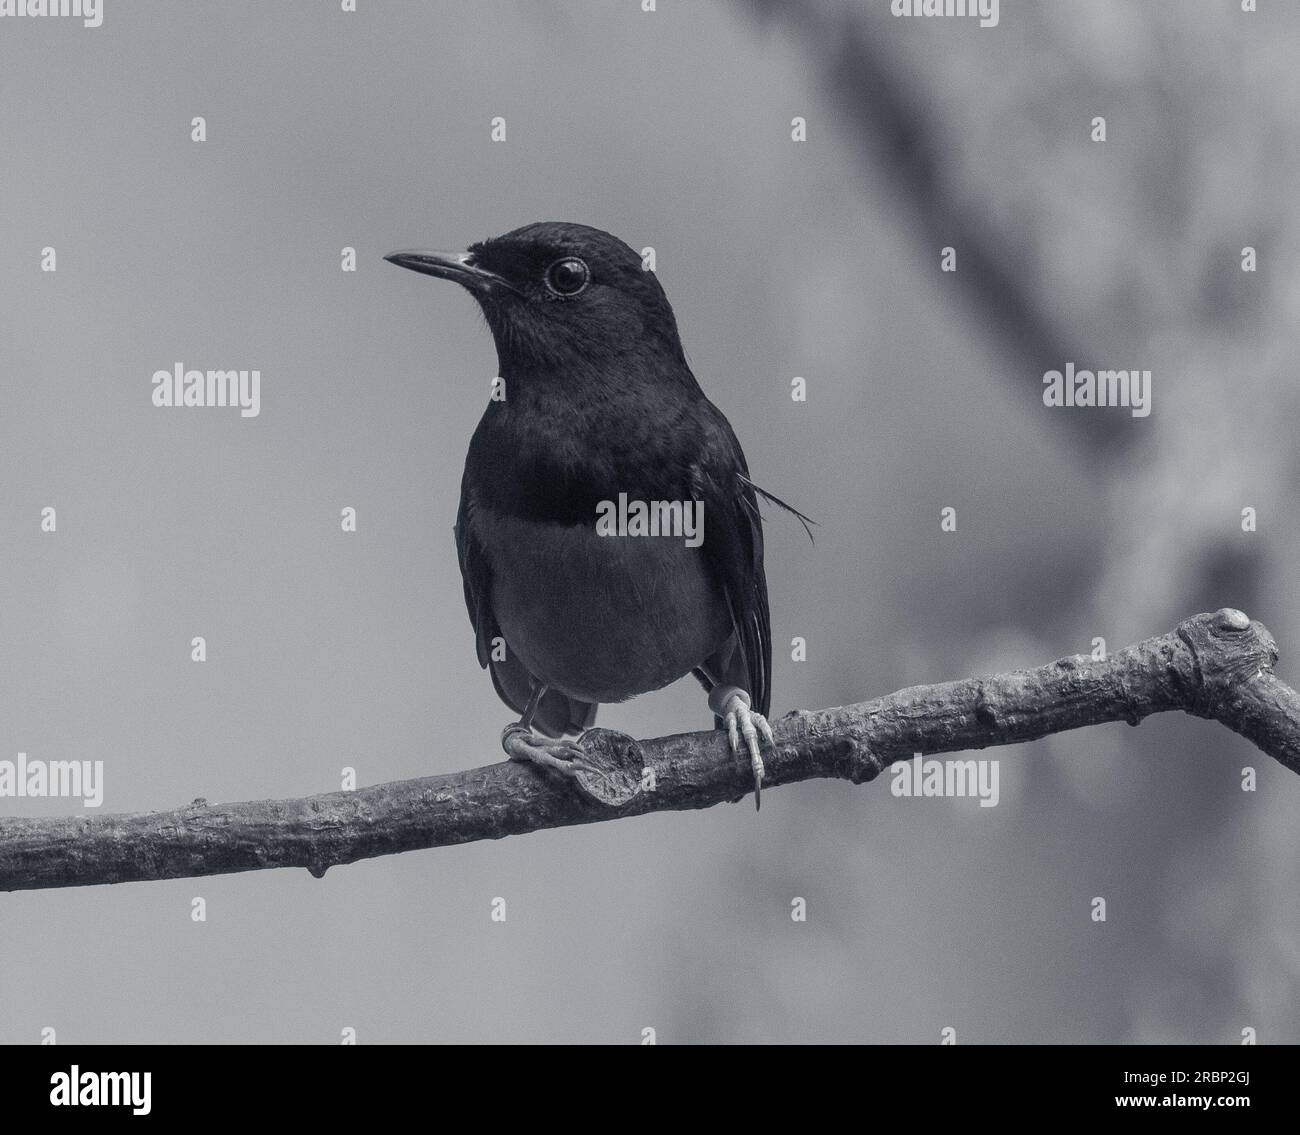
[693,402,772,717]
[455,477,499,673]
[456,477,598,736]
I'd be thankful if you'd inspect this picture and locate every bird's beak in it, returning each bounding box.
[384,250,510,295]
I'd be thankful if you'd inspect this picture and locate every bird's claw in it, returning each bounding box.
[716,691,774,810]
[501,723,599,780]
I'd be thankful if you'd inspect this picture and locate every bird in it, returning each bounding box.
[385,222,808,808]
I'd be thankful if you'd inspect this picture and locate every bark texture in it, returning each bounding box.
[2,610,1294,892]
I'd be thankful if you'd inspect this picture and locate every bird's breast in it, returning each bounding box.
[474,507,732,704]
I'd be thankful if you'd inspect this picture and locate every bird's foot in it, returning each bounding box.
[501,723,597,780]
[708,685,775,810]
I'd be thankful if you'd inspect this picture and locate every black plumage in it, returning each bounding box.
[387,222,805,805]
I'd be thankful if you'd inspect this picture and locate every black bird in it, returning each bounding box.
[386,222,806,807]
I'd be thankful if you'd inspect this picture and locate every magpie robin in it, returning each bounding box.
[386,223,807,807]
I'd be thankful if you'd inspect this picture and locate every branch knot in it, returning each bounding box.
[1176,608,1277,717]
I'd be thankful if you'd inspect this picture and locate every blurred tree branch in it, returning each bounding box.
[742,0,1139,459]
[1,610,1294,892]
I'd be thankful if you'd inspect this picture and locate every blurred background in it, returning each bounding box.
[1,0,1296,1043]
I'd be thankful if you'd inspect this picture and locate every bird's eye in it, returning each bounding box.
[544,257,590,297]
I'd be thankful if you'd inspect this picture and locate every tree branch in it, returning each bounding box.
[3,610,1296,892]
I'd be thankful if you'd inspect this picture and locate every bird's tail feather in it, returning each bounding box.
[738,473,816,542]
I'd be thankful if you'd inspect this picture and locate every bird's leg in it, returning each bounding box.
[708,684,775,810]
[501,683,594,780]
[501,724,592,779]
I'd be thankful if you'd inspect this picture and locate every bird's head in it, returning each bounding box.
[385,222,687,376]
